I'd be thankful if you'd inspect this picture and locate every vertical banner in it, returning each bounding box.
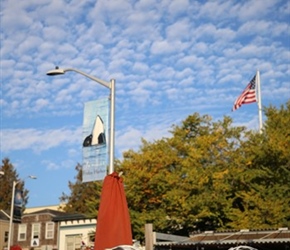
[82,98,109,182]
[13,189,23,223]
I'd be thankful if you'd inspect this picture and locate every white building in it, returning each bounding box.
[53,214,96,250]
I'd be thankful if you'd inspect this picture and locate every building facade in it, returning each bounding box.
[0,210,10,250]
[12,209,67,250]
[7,208,97,250]
[52,214,96,250]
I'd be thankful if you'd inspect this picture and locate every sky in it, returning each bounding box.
[0,0,289,208]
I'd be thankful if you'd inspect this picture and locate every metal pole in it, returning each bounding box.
[47,67,115,174]
[256,70,263,134]
[8,181,16,250]
[109,79,115,174]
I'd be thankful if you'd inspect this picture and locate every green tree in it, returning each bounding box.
[63,101,290,242]
[117,103,290,241]
[116,114,247,240]
[227,100,290,229]
[59,163,102,217]
[0,158,30,213]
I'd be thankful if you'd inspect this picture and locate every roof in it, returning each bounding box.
[22,208,67,217]
[22,209,95,223]
[154,228,290,249]
[52,213,93,222]
[24,204,65,214]
[0,209,21,223]
[0,210,9,221]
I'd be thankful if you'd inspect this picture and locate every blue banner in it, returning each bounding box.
[13,189,23,223]
[82,98,109,182]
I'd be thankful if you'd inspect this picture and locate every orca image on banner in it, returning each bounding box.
[82,98,109,182]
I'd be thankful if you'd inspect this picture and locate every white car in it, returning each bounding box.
[106,245,140,250]
[228,246,257,250]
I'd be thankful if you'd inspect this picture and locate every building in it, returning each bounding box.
[0,210,10,250]
[52,214,96,250]
[12,209,67,250]
[7,207,97,250]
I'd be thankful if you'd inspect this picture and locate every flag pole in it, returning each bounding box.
[256,70,263,133]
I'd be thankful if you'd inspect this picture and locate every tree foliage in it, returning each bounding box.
[116,114,248,240]
[59,163,102,217]
[226,101,290,229]
[62,100,290,242]
[116,101,290,240]
[0,158,30,213]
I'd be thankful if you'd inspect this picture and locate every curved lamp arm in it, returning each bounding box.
[47,67,111,89]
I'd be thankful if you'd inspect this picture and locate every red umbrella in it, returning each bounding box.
[11,246,22,250]
[94,172,132,250]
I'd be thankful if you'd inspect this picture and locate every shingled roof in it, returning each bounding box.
[0,210,9,221]
[22,208,92,221]
[154,228,290,250]
[22,208,67,217]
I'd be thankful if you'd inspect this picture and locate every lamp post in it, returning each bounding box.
[46,67,115,174]
[8,175,37,250]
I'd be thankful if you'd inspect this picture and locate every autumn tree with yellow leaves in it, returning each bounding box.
[62,100,290,241]
[116,101,290,240]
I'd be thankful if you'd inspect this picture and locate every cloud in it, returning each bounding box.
[238,20,288,37]
[1,2,34,35]
[43,158,77,170]
[116,120,173,157]
[0,0,289,209]
[237,0,278,21]
[150,40,190,55]
[1,127,81,153]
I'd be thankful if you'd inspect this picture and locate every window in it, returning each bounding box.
[4,231,8,242]
[32,223,41,239]
[45,222,54,239]
[41,246,52,250]
[88,232,94,243]
[18,224,27,241]
[65,235,82,250]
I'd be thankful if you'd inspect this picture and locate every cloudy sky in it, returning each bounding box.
[1,0,289,208]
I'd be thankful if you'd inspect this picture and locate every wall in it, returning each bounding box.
[58,219,96,250]
[0,220,9,250]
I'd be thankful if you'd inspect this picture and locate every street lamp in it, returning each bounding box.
[8,175,37,250]
[46,67,115,174]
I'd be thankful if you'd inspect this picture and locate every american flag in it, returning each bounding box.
[232,75,257,111]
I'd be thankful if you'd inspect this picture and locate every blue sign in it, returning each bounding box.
[82,98,109,182]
